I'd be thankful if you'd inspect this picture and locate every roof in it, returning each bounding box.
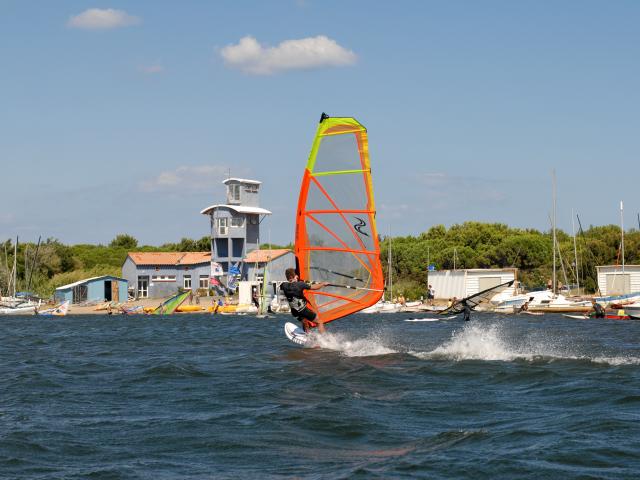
[56,275,128,291]
[244,249,292,263]
[597,265,640,269]
[127,252,211,266]
[200,204,272,215]
[223,178,261,185]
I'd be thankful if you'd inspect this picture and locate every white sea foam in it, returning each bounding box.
[417,322,519,361]
[412,321,640,365]
[311,331,396,357]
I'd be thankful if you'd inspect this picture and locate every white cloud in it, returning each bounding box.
[139,165,248,193]
[138,64,165,74]
[220,35,357,75]
[67,8,140,30]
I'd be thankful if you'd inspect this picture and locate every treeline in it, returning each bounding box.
[384,222,640,299]
[2,223,638,300]
[0,234,212,298]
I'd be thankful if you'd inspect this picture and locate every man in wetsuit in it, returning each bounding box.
[591,299,605,319]
[280,268,329,333]
[462,300,471,322]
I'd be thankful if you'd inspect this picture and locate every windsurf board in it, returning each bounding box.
[284,321,308,345]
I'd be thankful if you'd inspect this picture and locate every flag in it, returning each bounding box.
[210,262,223,277]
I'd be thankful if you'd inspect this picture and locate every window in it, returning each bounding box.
[249,215,259,225]
[231,216,244,228]
[244,184,258,193]
[152,275,176,282]
[199,275,210,289]
[217,217,228,235]
[228,184,240,202]
[184,275,192,289]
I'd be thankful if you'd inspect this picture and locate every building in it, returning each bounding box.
[122,252,211,299]
[55,275,128,304]
[427,268,517,300]
[237,249,296,308]
[596,265,640,295]
[243,249,295,282]
[200,178,271,276]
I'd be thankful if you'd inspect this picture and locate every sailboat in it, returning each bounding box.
[292,113,384,326]
[0,236,41,315]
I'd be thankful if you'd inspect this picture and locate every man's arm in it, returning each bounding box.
[308,282,329,291]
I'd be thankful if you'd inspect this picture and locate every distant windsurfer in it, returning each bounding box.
[280,268,329,333]
[462,300,471,322]
[591,299,605,319]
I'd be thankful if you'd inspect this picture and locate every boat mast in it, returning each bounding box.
[388,229,393,302]
[13,236,18,298]
[620,201,625,273]
[552,170,557,295]
[572,208,580,292]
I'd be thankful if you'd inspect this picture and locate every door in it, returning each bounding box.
[606,274,630,295]
[478,276,502,292]
[138,276,149,298]
[112,281,119,302]
[104,281,112,302]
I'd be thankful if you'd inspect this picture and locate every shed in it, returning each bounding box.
[427,268,517,300]
[596,265,640,296]
[55,275,128,304]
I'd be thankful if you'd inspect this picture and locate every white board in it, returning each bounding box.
[284,321,308,345]
[404,315,458,322]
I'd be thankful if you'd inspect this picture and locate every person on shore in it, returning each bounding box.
[280,268,329,333]
[428,285,435,305]
[462,300,471,322]
[447,297,458,309]
[591,299,605,319]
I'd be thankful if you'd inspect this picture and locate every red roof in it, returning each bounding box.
[127,252,211,266]
[244,249,291,263]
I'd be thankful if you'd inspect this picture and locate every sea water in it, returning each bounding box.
[1,313,640,479]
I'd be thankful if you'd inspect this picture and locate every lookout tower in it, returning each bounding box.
[200,178,271,274]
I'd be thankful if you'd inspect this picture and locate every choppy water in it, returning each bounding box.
[2,312,640,479]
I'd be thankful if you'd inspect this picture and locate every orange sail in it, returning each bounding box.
[295,114,384,324]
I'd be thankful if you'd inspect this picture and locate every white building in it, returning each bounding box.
[427,268,517,300]
[596,265,640,295]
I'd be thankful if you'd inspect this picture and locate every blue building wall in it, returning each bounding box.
[122,257,212,299]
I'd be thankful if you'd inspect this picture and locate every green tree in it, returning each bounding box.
[109,234,138,249]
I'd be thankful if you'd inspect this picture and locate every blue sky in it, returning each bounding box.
[1,1,639,246]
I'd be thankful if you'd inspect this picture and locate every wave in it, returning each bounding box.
[311,331,397,357]
[412,321,640,365]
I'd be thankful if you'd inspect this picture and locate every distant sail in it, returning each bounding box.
[152,291,190,315]
[441,280,515,315]
[295,114,384,324]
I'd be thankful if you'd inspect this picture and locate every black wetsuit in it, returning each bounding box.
[593,302,605,319]
[280,281,317,322]
[463,303,471,322]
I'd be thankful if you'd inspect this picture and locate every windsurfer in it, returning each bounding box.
[280,268,329,333]
[591,299,605,319]
[462,300,471,321]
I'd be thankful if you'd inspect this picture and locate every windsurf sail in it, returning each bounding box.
[295,113,384,324]
[440,280,515,315]
[152,291,190,315]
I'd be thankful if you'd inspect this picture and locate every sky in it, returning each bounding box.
[1,1,639,246]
